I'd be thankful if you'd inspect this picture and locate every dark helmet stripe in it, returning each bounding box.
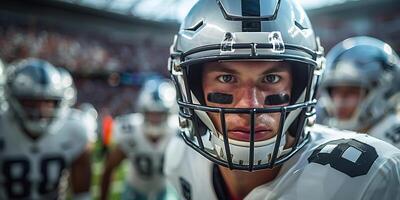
[37,63,50,85]
[241,0,261,32]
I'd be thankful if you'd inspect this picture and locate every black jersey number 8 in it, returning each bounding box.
[308,139,378,177]
[2,155,66,198]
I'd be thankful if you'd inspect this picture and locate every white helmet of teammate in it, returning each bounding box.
[5,58,77,137]
[319,36,400,131]
[136,77,176,138]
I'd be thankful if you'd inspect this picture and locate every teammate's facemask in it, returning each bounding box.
[19,99,58,119]
[168,0,325,171]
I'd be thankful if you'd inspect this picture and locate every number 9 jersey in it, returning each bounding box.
[0,108,90,200]
[113,113,178,196]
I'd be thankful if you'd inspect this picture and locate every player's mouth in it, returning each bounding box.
[228,126,274,142]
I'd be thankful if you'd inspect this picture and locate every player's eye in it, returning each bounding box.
[263,74,281,84]
[217,74,235,83]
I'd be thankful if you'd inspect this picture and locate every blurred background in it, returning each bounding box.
[1,0,398,117]
[0,0,398,198]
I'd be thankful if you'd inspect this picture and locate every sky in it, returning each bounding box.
[140,0,357,21]
[69,0,358,22]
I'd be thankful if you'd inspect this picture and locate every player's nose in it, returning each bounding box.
[235,86,264,109]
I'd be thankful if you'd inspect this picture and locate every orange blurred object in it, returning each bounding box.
[102,115,113,147]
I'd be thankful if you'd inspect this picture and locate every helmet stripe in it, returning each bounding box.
[241,0,261,32]
[37,64,50,85]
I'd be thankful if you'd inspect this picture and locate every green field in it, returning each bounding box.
[88,141,178,200]
[91,142,128,200]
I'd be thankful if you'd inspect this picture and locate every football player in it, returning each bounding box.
[317,36,400,148]
[100,78,178,200]
[164,0,400,199]
[0,58,92,200]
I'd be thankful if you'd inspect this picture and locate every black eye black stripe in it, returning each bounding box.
[207,92,290,105]
[264,93,290,105]
[207,93,233,104]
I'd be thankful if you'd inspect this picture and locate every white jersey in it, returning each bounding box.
[0,109,89,200]
[113,113,177,195]
[165,124,400,200]
[368,113,400,149]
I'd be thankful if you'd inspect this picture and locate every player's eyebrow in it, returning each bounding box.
[260,64,291,75]
[204,63,240,74]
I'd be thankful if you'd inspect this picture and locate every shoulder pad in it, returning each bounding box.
[164,137,187,175]
[65,108,85,120]
[57,115,91,144]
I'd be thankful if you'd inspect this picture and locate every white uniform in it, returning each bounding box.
[113,113,177,199]
[368,113,400,149]
[165,124,400,200]
[0,109,89,200]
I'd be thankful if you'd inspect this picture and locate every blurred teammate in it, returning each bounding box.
[317,36,400,148]
[100,78,177,200]
[0,59,7,111]
[164,0,400,199]
[0,58,92,200]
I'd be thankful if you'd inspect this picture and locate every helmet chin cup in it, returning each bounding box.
[211,132,286,166]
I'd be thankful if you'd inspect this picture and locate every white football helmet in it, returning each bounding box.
[319,36,400,131]
[168,0,324,170]
[5,58,76,137]
[137,78,176,138]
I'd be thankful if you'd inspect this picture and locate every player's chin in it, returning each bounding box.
[227,130,276,142]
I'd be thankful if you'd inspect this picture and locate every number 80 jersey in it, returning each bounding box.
[0,109,89,200]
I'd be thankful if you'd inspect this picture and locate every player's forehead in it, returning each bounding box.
[202,61,292,75]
